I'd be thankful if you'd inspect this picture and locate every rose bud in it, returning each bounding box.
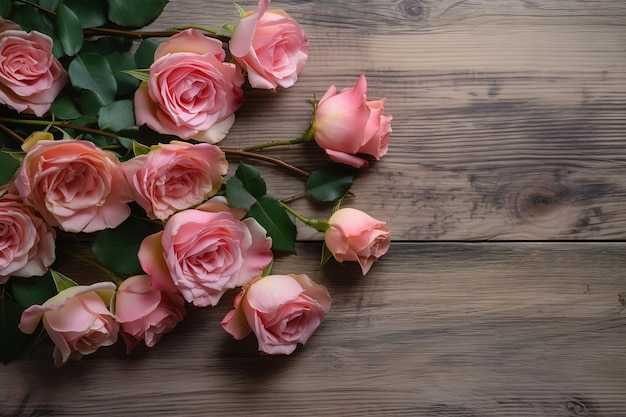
[324,208,391,275]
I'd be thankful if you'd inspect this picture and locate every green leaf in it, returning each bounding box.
[235,162,266,198]
[134,39,159,68]
[320,242,334,267]
[50,34,64,58]
[306,164,355,202]
[39,0,60,10]
[233,1,246,17]
[0,0,11,17]
[83,133,117,148]
[10,6,54,36]
[98,100,135,132]
[261,259,273,277]
[80,36,133,55]
[107,0,168,28]
[0,151,20,185]
[63,0,106,28]
[225,176,256,210]
[132,140,150,156]
[106,52,141,95]
[50,95,82,120]
[122,69,150,82]
[50,269,78,292]
[247,196,296,253]
[10,273,57,308]
[92,217,154,275]
[0,293,29,363]
[57,3,84,56]
[69,53,117,107]
[78,90,104,116]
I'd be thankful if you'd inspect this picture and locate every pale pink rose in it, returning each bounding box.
[134,29,244,144]
[0,192,56,283]
[138,197,273,307]
[230,0,308,89]
[221,273,331,355]
[19,282,118,367]
[14,139,134,233]
[313,75,392,168]
[123,142,227,220]
[0,17,68,116]
[324,208,391,275]
[114,275,186,353]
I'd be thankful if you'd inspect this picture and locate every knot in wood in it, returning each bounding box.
[566,400,586,414]
[508,184,572,222]
[396,0,426,18]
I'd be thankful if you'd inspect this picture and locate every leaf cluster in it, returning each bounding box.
[0,0,165,159]
[225,162,355,254]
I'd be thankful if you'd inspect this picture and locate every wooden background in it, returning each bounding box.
[3,0,626,415]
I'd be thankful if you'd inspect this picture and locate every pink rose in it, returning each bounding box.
[138,197,273,307]
[114,275,186,353]
[313,75,392,168]
[19,282,119,367]
[0,192,56,283]
[123,142,227,220]
[0,17,68,116]
[14,139,134,233]
[324,208,391,275]
[134,29,244,144]
[230,0,308,89]
[221,273,331,355]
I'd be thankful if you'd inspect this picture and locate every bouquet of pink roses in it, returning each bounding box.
[0,0,392,366]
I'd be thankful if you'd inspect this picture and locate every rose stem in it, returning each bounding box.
[221,148,310,177]
[278,201,330,232]
[241,129,315,152]
[0,116,311,177]
[0,123,24,144]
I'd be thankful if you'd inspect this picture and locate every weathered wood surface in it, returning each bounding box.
[150,0,626,241]
[5,243,626,416]
[4,0,626,416]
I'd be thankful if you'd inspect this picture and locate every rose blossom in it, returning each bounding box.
[19,282,119,367]
[0,17,68,116]
[221,273,331,355]
[313,74,392,168]
[14,139,134,233]
[134,29,244,144]
[123,142,227,220]
[324,208,391,275]
[138,197,273,307]
[0,192,56,283]
[230,0,308,90]
[114,275,186,353]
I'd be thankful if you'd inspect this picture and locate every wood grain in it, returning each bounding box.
[149,0,626,240]
[6,1,626,416]
[4,243,626,416]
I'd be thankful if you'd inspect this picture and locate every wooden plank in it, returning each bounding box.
[143,0,626,240]
[6,243,626,416]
